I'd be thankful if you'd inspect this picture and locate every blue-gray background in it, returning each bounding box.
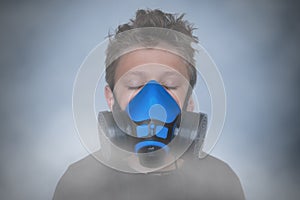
[1,0,299,199]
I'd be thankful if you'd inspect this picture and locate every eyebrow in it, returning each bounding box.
[124,70,181,77]
[160,70,182,77]
[124,71,146,76]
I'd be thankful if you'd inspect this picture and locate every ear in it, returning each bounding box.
[186,96,195,112]
[104,85,114,110]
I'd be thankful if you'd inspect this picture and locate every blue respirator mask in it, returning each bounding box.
[98,80,207,168]
[125,80,181,154]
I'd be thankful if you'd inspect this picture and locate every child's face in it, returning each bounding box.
[105,48,194,111]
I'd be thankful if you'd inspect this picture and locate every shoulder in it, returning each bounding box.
[53,152,113,200]
[190,154,239,175]
[66,152,106,173]
[182,154,245,200]
[57,151,117,183]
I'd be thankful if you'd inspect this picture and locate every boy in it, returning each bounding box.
[53,9,245,200]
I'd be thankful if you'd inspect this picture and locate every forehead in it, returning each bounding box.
[115,49,189,81]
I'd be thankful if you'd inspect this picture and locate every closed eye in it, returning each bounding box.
[128,85,144,90]
[163,85,178,90]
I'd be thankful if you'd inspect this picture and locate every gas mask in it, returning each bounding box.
[98,80,207,168]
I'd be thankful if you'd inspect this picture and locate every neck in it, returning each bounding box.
[127,154,184,174]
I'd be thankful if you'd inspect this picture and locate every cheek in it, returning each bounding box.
[168,91,184,109]
[115,88,140,110]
